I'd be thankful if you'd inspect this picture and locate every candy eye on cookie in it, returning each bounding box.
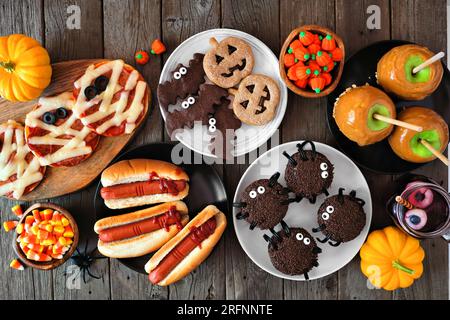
[174,66,188,80]
[320,162,329,179]
[295,232,312,245]
[181,96,196,109]
[208,117,217,133]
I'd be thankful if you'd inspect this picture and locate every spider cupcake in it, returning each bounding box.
[264,221,321,280]
[313,188,366,247]
[283,141,334,203]
[234,172,299,231]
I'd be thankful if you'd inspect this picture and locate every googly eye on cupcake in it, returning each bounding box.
[312,188,366,247]
[263,221,321,280]
[283,140,334,204]
[234,172,300,231]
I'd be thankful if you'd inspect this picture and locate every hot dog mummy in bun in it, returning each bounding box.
[100,159,189,209]
[94,201,189,258]
[145,205,227,286]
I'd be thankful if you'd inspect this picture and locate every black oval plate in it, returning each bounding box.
[327,40,450,174]
[94,142,228,274]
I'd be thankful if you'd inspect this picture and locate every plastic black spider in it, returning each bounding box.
[70,240,107,283]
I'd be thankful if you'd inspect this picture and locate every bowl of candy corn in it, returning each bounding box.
[279,25,345,98]
[13,203,79,270]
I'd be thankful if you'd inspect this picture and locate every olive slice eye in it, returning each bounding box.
[56,107,68,119]
[94,75,109,92]
[43,112,56,125]
[228,45,237,55]
[84,85,98,100]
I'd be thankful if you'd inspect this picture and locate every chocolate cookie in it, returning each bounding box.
[165,84,228,137]
[313,188,366,246]
[234,172,293,230]
[230,74,280,126]
[157,53,206,111]
[206,99,242,159]
[203,37,254,88]
[283,141,334,203]
[264,222,321,279]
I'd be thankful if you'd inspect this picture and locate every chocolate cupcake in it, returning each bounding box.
[264,222,321,280]
[235,172,296,230]
[283,141,334,203]
[313,188,366,246]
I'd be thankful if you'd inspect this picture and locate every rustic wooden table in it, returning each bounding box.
[0,0,448,300]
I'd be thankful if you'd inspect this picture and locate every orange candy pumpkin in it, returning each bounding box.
[322,34,336,51]
[309,76,326,93]
[295,66,312,80]
[294,46,310,62]
[316,50,332,67]
[299,31,314,46]
[330,47,343,61]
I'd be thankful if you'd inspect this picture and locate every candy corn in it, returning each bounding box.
[11,205,23,218]
[16,223,24,235]
[3,220,18,232]
[27,251,51,262]
[63,226,74,238]
[10,259,24,271]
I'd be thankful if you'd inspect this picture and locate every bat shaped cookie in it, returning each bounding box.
[165,84,228,137]
[157,53,206,112]
[206,99,242,159]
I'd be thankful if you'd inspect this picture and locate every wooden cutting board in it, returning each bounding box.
[0,59,150,201]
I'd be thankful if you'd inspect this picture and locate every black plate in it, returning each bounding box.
[94,142,228,274]
[327,40,450,174]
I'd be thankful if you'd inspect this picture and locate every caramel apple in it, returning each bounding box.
[377,45,443,100]
[388,107,449,163]
[333,85,396,146]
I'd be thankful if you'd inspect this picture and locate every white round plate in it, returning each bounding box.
[233,141,372,281]
[159,28,288,158]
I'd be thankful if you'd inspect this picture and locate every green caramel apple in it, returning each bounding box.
[405,55,431,83]
[367,104,392,131]
[409,129,441,158]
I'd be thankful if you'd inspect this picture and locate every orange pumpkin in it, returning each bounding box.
[0,34,52,102]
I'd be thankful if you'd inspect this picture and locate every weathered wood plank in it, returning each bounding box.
[0,0,44,301]
[102,0,166,300]
[391,0,448,300]
[280,0,339,300]
[161,0,225,300]
[42,0,110,300]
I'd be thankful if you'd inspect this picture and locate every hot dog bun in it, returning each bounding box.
[95,201,189,258]
[145,205,227,286]
[101,159,189,209]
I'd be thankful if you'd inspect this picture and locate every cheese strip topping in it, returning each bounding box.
[0,121,44,199]
[73,59,146,134]
[25,92,94,166]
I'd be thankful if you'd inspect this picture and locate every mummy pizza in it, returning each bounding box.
[157,53,206,112]
[264,222,321,280]
[234,172,298,230]
[0,120,46,199]
[207,99,242,158]
[230,74,280,126]
[25,92,100,167]
[72,59,149,136]
[165,84,228,137]
[204,37,254,88]
[313,188,366,247]
[283,141,334,204]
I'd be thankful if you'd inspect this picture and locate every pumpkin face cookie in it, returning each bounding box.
[231,74,280,126]
[203,37,254,88]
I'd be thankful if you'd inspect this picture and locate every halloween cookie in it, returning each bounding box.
[313,188,366,246]
[230,74,280,126]
[157,53,206,111]
[165,84,228,137]
[206,99,242,158]
[234,172,294,230]
[203,37,254,88]
[264,221,321,279]
[283,141,334,203]
[25,92,100,167]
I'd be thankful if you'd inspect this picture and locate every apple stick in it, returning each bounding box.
[373,114,423,132]
[420,139,449,166]
[412,52,445,74]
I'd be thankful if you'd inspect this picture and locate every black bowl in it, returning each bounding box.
[327,40,450,174]
[94,142,228,274]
